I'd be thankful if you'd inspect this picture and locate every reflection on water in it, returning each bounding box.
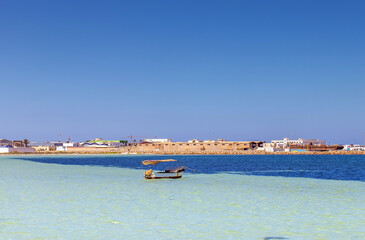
[0,157,364,239]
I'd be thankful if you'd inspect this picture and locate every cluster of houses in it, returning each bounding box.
[0,139,35,153]
[0,137,363,154]
[51,138,128,151]
[0,138,128,153]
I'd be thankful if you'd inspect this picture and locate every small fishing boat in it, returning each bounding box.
[142,159,186,179]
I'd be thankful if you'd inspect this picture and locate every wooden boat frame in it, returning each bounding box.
[143,159,185,179]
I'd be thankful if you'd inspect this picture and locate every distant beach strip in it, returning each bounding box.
[1,137,364,155]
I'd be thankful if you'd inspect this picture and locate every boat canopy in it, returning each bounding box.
[142,159,177,166]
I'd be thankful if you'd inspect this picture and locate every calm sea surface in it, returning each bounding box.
[0,155,364,239]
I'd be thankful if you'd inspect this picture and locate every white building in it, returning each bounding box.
[0,147,10,153]
[343,144,365,151]
[256,143,279,152]
[272,138,326,147]
[145,139,172,143]
[63,142,80,147]
[55,142,80,151]
[83,139,128,148]
[56,146,67,151]
[81,142,109,148]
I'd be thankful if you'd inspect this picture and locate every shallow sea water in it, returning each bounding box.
[0,156,364,239]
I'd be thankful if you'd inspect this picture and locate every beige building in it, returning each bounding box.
[129,140,264,153]
[144,139,172,143]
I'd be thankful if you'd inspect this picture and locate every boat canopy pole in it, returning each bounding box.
[142,159,177,166]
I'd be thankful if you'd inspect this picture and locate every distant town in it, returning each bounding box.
[0,137,364,155]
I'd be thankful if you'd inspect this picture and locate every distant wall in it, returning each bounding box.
[0,148,10,153]
[65,147,122,153]
[0,147,36,153]
[11,147,36,153]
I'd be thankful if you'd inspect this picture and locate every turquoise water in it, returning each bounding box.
[0,156,364,239]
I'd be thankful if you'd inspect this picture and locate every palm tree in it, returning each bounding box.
[23,139,29,147]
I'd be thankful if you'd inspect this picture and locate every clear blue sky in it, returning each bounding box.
[1,0,364,144]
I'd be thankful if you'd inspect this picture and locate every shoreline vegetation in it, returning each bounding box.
[1,150,365,156]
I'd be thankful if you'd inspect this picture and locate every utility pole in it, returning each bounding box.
[59,133,61,143]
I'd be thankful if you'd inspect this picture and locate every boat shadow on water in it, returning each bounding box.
[263,237,289,240]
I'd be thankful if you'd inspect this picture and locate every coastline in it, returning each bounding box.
[1,150,365,156]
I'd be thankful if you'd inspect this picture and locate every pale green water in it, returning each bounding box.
[0,157,364,239]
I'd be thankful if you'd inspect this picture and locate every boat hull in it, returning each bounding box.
[145,171,184,179]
